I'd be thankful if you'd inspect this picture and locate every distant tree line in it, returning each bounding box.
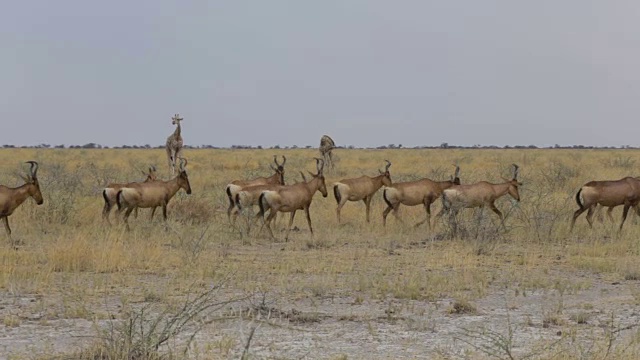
[0,143,636,150]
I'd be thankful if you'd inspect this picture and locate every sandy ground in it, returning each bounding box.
[1,270,639,359]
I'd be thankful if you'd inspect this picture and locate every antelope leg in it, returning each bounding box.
[264,210,278,239]
[123,207,135,231]
[570,206,588,231]
[284,211,296,242]
[304,206,313,236]
[2,217,11,238]
[620,204,631,231]
[585,206,596,228]
[364,196,373,223]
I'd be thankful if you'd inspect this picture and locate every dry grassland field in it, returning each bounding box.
[1,147,640,359]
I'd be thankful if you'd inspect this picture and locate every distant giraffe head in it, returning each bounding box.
[172,113,183,126]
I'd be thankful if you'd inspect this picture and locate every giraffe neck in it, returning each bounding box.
[173,123,181,138]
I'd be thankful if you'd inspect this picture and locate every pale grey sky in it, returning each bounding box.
[2,1,640,148]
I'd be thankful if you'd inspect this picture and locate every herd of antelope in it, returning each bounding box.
[2,152,640,244]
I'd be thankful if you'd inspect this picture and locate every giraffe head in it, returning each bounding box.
[172,114,184,126]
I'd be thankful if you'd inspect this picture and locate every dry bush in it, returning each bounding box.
[168,196,215,225]
[75,282,248,360]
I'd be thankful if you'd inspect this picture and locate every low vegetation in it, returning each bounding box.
[0,148,639,358]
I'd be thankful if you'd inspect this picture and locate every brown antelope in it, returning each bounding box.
[0,161,43,244]
[441,164,522,229]
[333,160,392,223]
[102,165,158,224]
[234,183,282,232]
[258,158,328,241]
[382,165,460,229]
[226,155,286,222]
[117,158,192,231]
[570,177,640,231]
[234,172,310,234]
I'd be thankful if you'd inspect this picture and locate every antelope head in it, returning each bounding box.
[150,165,158,179]
[501,163,522,202]
[310,158,328,197]
[378,160,392,187]
[449,164,461,185]
[172,113,184,125]
[23,161,44,205]
[141,165,158,181]
[177,157,192,194]
[270,155,287,185]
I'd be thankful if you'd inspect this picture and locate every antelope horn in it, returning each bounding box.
[273,155,279,166]
[26,161,38,179]
[512,164,519,180]
[453,164,460,178]
[281,155,286,167]
[384,160,391,171]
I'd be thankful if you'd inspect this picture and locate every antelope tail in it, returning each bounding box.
[116,190,124,211]
[383,189,393,208]
[258,192,267,219]
[333,185,341,204]
[226,186,234,206]
[102,189,109,205]
[575,188,584,209]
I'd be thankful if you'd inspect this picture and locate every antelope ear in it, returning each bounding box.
[501,176,510,182]
[19,175,30,183]
[308,170,316,177]
[379,169,384,174]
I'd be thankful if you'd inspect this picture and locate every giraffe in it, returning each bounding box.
[319,135,336,169]
[166,114,184,176]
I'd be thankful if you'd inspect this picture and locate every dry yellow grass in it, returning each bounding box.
[0,148,639,359]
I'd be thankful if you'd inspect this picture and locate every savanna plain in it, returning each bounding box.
[1,148,640,360]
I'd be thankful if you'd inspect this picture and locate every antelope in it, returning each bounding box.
[234,183,283,233]
[226,155,286,223]
[0,161,43,244]
[116,158,192,231]
[258,158,328,241]
[441,164,522,229]
[382,165,460,229]
[570,177,640,231]
[333,160,392,223]
[102,165,158,224]
[234,172,309,234]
